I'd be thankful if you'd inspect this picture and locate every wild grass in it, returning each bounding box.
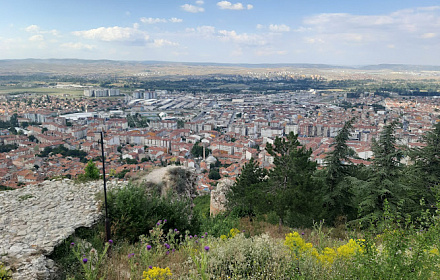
[54,211,440,280]
[50,184,440,279]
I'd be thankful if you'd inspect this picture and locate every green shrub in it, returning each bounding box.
[206,233,292,279]
[76,160,101,182]
[0,185,14,191]
[198,213,240,237]
[49,225,105,279]
[0,262,12,279]
[193,195,210,219]
[208,170,221,180]
[107,183,197,243]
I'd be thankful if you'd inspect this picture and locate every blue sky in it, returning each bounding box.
[1,0,440,65]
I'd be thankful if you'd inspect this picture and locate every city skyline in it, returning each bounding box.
[1,0,440,65]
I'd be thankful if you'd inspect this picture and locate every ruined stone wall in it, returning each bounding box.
[0,179,126,280]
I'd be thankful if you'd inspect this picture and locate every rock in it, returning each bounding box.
[136,166,197,198]
[0,179,127,280]
[210,178,234,216]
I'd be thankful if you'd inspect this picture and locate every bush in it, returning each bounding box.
[197,213,240,238]
[77,160,100,182]
[0,262,12,279]
[207,233,292,278]
[49,225,106,279]
[208,170,221,180]
[107,183,197,243]
[193,195,210,219]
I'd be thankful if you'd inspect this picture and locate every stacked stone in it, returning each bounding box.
[0,179,126,280]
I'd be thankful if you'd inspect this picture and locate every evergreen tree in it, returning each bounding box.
[409,121,440,208]
[227,158,268,218]
[355,121,412,222]
[323,118,357,222]
[191,142,210,158]
[266,132,321,227]
[79,160,101,181]
[208,169,221,180]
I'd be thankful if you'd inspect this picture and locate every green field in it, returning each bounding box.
[0,87,85,98]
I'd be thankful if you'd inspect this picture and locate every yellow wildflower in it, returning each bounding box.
[429,248,439,256]
[229,228,240,238]
[284,232,314,256]
[337,239,364,258]
[316,247,337,264]
[142,266,172,280]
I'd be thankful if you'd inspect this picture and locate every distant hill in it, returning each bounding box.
[2,58,440,70]
[1,59,440,78]
[357,64,440,71]
[0,59,346,69]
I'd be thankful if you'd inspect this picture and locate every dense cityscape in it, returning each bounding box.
[1,68,440,192]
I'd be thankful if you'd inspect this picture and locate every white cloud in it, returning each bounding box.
[303,13,395,27]
[217,1,253,10]
[304,37,325,44]
[186,25,265,47]
[255,49,288,56]
[218,29,266,45]
[169,18,183,23]
[152,39,179,47]
[61,42,96,50]
[25,25,40,33]
[256,24,290,32]
[140,17,167,24]
[186,25,216,37]
[29,35,44,41]
[181,4,205,13]
[268,24,290,32]
[301,7,440,46]
[247,4,253,10]
[139,17,182,24]
[48,29,58,36]
[293,26,312,33]
[421,32,436,38]
[195,0,204,4]
[25,24,58,36]
[72,26,149,43]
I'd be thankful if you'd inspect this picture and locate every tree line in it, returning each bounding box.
[227,119,440,228]
[37,145,88,162]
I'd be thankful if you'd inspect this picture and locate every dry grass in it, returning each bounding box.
[238,217,291,239]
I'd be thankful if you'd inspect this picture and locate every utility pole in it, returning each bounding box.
[99,131,111,244]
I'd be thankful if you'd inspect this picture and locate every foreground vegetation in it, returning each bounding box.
[40,118,440,279]
[48,199,440,280]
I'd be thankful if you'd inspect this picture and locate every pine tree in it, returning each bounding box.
[83,160,101,180]
[266,132,321,227]
[323,118,357,222]
[356,121,412,222]
[227,158,268,218]
[325,118,356,185]
[409,121,440,207]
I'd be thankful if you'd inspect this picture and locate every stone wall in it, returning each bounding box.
[0,179,126,280]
